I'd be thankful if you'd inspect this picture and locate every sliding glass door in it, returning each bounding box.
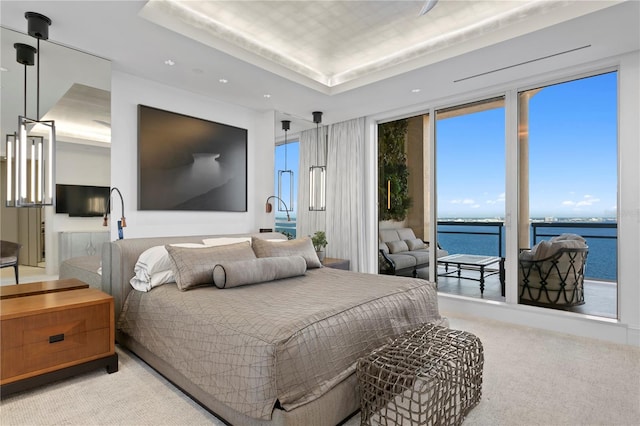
[435,97,506,300]
[517,72,618,318]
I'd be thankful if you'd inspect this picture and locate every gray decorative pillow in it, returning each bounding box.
[252,237,322,269]
[387,240,409,254]
[405,238,426,250]
[213,256,307,289]
[166,241,256,291]
[379,241,389,254]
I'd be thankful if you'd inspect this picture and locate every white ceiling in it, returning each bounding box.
[1,0,638,144]
[139,0,610,92]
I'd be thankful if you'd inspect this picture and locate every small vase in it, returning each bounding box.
[317,251,325,262]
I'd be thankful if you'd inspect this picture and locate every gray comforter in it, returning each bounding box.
[117,267,442,420]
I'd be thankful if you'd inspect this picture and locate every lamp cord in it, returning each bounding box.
[36,38,40,120]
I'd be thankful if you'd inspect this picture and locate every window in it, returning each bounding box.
[517,72,618,318]
[434,97,506,299]
[274,140,299,238]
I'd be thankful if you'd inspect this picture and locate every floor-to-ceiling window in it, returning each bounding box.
[435,97,506,301]
[274,140,299,238]
[517,72,618,318]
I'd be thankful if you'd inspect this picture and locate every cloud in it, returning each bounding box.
[450,198,475,205]
[562,194,601,208]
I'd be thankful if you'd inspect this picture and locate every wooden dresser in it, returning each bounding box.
[0,279,118,397]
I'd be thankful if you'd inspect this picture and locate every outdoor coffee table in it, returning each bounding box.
[437,254,505,296]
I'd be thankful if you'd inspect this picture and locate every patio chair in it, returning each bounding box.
[1,240,22,284]
[518,234,588,307]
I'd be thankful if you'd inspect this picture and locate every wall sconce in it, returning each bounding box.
[309,111,326,211]
[265,195,290,221]
[5,13,56,207]
[103,187,127,240]
[277,120,294,211]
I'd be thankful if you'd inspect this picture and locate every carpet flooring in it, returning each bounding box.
[1,313,638,425]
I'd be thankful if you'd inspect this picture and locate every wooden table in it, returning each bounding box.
[0,279,118,397]
[0,278,89,299]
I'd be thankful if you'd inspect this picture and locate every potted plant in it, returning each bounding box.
[311,231,328,262]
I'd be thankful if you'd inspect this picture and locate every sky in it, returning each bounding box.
[275,72,618,219]
[437,71,617,219]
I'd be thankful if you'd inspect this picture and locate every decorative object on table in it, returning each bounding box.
[378,119,411,221]
[103,187,127,240]
[309,111,326,211]
[137,105,247,212]
[277,120,294,211]
[311,230,327,262]
[265,195,291,222]
[0,241,22,284]
[5,12,56,208]
[357,323,483,426]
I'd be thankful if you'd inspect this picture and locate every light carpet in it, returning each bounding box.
[1,314,638,425]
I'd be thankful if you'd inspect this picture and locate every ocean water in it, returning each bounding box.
[276,218,617,281]
[438,224,617,281]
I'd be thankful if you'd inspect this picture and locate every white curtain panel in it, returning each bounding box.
[325,117,366,271]
[297,117,367,271]
[296,125,327,240]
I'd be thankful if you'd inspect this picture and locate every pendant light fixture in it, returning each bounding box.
[5,12,56,207]
[309,111,326,211]
[277,120,293,212]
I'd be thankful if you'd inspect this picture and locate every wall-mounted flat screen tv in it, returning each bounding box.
[56,184,110,217]
[137,105,248,211]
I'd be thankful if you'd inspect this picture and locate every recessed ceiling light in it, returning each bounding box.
[411,88,421,93]
[263,94,271,98]
[0,67,8,72]
[164,59,175,66]
[219,78,228,84]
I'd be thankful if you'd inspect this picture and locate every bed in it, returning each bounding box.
[102,232,445,425]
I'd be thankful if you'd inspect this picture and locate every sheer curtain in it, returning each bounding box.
[296,125,327,240]
[297,117,366,271]
[325,117,366,271]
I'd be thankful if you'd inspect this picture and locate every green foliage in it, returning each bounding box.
[379,120,411,221]
[311,231,328,251]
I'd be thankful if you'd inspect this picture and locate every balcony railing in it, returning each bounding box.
[275,216,297,239]
[437,221,617,281]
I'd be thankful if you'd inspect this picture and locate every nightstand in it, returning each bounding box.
[0,279,118,397]
[322,257,350,270]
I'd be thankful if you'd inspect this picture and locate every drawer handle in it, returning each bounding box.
[49,333,65,344]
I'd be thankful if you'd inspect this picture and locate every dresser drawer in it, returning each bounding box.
[1,294,113,383]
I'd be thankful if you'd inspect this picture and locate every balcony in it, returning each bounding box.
[431,221,617,319]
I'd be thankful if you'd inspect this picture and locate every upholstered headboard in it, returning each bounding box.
[101,232,287,319]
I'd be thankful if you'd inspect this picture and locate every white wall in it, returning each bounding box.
[110,71,275,240]
[365,51,640,346]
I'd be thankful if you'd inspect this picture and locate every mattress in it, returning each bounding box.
[117,267,442,420]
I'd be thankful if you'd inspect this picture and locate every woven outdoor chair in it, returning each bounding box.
[519,246,588,307]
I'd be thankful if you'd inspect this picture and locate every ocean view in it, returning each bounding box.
[276,216,617,281]
[438,220,617,281]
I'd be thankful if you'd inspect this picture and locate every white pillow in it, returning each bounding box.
[129,243,206,291]
[202,237,252,247]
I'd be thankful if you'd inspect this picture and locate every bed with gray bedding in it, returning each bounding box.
[103,233,445,425]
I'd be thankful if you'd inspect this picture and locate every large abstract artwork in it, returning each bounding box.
[137,105,247,211]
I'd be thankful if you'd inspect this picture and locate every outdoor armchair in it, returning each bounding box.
[518,234,588,307]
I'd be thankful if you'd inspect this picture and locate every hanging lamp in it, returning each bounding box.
[5,12,56,207]
[277,120,293,212]
[309,111,326,211]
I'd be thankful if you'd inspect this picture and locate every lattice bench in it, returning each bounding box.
[356,324,484,425]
